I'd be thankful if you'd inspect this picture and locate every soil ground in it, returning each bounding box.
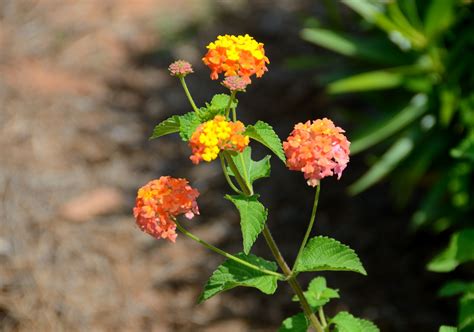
[0,1,454,331]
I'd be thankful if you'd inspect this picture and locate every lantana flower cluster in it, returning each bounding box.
[189,115,249,164]
[283,118,350,187]
[133,177,199,242]
[202,34,269,83]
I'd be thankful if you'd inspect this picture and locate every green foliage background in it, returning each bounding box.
[300,0,473,330]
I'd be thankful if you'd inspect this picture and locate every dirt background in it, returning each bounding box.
[0,1,455,331]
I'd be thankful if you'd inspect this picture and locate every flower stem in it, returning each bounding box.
[175,220,284,279]
[219,154,244,195]
[220,151,324,332]
[179,76,199,112]
[225,90,237,118]
[223,152,253,195]
[292,184,321,272]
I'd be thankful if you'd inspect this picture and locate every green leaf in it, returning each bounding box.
[301,28,409,64]
[198,253,278,303]
[211,93,237,109]
[459,292,474,332]
[198,94,238,121]
[439,281,474,297]
[225,195,267,255]
[351,94,428,154]
[295,236,367,275]
[227,147,271,184]
[424,0,456,39]
[278,313,308,332]
[293,276,340,308]
[331,312,380,332]
[349,135,415,195]
[328,69,404,94]
[451,133,474,161]
[150,115,180,139]
[439,326,457,332]
[440,88,458,126]
[245,121,286,163]
[427,229,474,272]
[178,112,201,141]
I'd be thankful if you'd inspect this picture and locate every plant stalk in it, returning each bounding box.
[221,151,324,332]
[293,184,321,271]
[179,76,199,112]
[175,220,283,279]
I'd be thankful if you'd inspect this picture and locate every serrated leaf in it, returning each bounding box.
[439,326,457,332]
[198,253,278,303]
[178,112,201,141]
[295,236,367,275]
[427,229,474,272]
[210,93,237,109]
[278,313,308,332]
[227,147,271,184]
[331,311,380,332]
[225,194,267,254]
[198,94,238,122]
[293,276,340,309]
[150,115,180,139]
[245,121,286,163]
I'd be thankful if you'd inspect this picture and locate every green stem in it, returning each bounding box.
[225,90,237,118]
[175,220,283,279]
[223,152,253,195]
[292,184,321,272]
[219,154,244,195]
[319,306,328,328]
[221,151,324,332]
[179,76,199,112]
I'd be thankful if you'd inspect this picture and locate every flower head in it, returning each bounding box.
[202,34,269,83]
[222,75,249,92]
[168,60,194,77]
[189,115,249,164]
[133,176,199,242]
[283,118,350,186]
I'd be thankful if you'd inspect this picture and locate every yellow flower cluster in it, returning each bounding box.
[207,34,265,61]
[189,115,249,164]
[203,34,269,82]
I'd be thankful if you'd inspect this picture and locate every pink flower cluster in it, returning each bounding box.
[168,60,194,77]
[222,75,249,92]
[133,176,199,242]
[283,118,350,187]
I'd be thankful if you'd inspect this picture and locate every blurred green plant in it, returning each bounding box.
[300,0,473,330]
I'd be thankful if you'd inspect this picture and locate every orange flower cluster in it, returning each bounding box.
[283,118,350,187]
[189,115,249,164]
[133,177,199,242]
[202,34,269,83]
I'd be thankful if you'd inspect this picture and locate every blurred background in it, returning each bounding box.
[1,0,472,331]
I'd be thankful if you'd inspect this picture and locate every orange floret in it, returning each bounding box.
[283,118,350,187]
[189,115,249,164]
[202,34,269,83]
[133,177,199,242]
